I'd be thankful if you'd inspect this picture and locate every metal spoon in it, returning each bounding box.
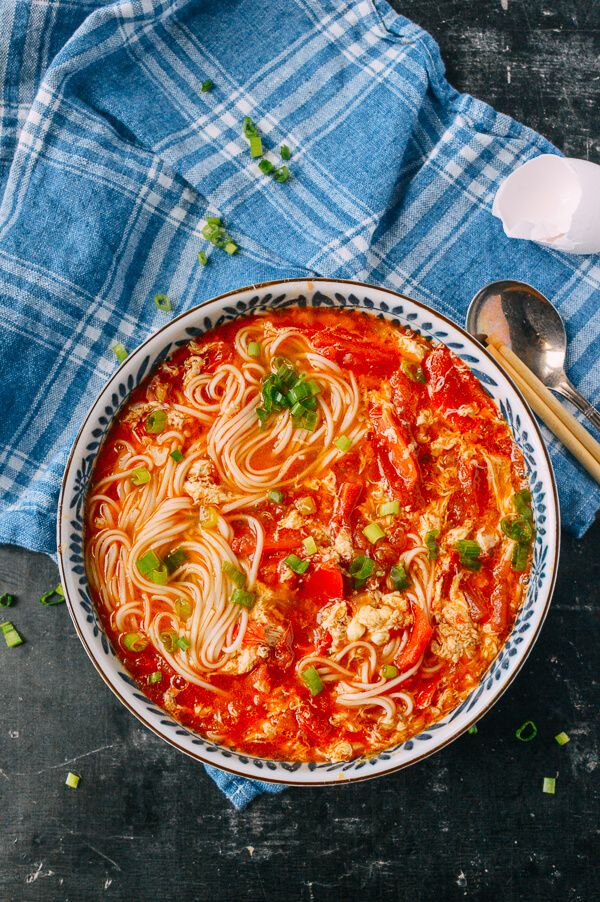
[467,279,600,431]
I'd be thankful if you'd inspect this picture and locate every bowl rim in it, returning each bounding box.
[57,276,560,786]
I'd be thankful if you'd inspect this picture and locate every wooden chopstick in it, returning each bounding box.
[485,337,600,485]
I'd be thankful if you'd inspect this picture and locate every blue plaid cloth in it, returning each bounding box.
[1,0,598,807]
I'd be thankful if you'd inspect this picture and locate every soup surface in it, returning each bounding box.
[85,306,534,762]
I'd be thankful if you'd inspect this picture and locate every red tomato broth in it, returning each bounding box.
[86,306,532,762]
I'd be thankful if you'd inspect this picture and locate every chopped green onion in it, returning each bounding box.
[154,293,172,312]
[112,342,128,364]
[401,360,426,383]
[222,561,247,588]
[231,587,256,608]
[295,409,317,432]
[515,720,538,742]
[160,630,178,653]
[501,516,534,543]
[542,776,556,795]
[200,79,213,93]
[148,671,163,685]
[555,731,570,746]
[174,598,193,621]
[456,539,482,571]
[468,725,478,735]
[145,410,167,434]
[382,664,398,679]
[224,241,238,255]
[258,159,274,174]
[137,550,161,576]
[303,536,318,556]
[284,554,310,575]
[148,565,168,585]
[207,216,222,226]
[131,466,151,486]
[300,665,324,696]
[280,144,291,160]
[65,772,80,790]
[514,489,533,520]
[165,549,187,574]
[268,489,285,504]
[123,631,148,652]
[511,542,530,572]
[378,501,400,517]
[243,116,259,138]
[273,165,290,183]
[295,496,316,515]
[349,555,375,588]
[389,562,410,591]
[39,584,65,606]
[175,636,190,652]
[334,435,352,453]
[247,341,261,358]
[363,522,386,544]
[200,505,219,529]
[1,621,23,647]
[425,529,440,561]
[249,135,263,157]
[170,449,184,462]
[0,593,15,607]
[197,251,208,266]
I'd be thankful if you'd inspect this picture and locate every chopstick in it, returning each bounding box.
[485,335,600,485]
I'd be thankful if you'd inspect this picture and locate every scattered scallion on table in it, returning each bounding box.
[542,776,556,795]
[0,593,16,607]
[154,293,172,312]
[468,725,478,735]
[200,79,214,93]
[65,772,81,790]
[280,144,291,160]
[111,342,128,364]
[1,621,23,647]
[39,584,65,605]
[555,731,570,746]
[515,720,538,742]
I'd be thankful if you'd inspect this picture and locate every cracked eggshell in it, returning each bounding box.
[492,154,600,254]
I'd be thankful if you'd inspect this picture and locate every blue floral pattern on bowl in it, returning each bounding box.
[58,279,559,785]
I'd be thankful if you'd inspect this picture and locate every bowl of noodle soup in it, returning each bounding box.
[58,278,559,784]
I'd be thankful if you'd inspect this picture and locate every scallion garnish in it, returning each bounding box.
[542,776,556,795]
[165,548,187,574]
[247,341,261,357]
[390,562,410,591]
[257,358,321,430]
[300,665,324,696]
[224,240,238,255]
[242,117,263,157]
[268,489,285,504]
[200,506,219,529]
[170,449,184,462]
[174,597,193,620]
[176,636,191,651]
[273,165,290,183]
[513,489,533,520]
[382,664,398,679]
[197,251,208,266]
[65,772,80,790]
[137,550,161,576]
[295,496,316,515]
[154,293,172,312]
[425,529,440,560]
[280,144,291,160]
[511,542,530,572]
[112,342,128,364]
[222,561,247,588]
[201,79,214,92]
[468,725,478,735]
[148,671,163,685]
[349,555,375,589]
[334,435,352,453]
[284,554,310,575]
[145,410,167,434]
[258,160,274,174]
[0,593,16,607]
[555,731,570,746]
[363,522,386,545]
[123,632,148,652]
[231,587,256,609]
[131,467,151,486]
[303,536,318,556]
[401,360,426,383]
[1,621,23,647]
[201,218,238,254]
[515,720,538,742]
[455,539,482,571]
[160,630,178,653]
[39,584,65,606]
[378,501,399,517]
[501,516,534,543]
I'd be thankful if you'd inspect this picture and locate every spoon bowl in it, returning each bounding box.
[467,280,600,430]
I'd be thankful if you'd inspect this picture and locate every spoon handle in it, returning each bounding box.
[553,380,600,433]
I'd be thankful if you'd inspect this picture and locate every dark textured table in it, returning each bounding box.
[2,3,599,901]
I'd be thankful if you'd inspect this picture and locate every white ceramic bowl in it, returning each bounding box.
[58,278,560,785]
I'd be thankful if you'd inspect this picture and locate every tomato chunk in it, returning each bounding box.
[311,328,400,378]
[424,346,496,424]
[300,566,344,603]
[395,603,433,671]
[369,400,420,494]
[331,482,362,527]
